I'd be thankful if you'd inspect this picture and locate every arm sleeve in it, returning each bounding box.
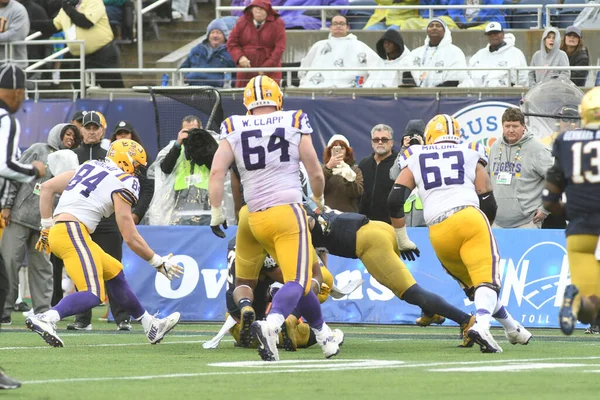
[343,165,364,198]
[0,116,37,182]
[62,3,94,28]
[160,144,182,174]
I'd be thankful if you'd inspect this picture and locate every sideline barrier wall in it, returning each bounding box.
[16,96,521,160]
[120,226,578,329]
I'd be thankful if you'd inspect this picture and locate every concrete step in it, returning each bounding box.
[158,29,202,41]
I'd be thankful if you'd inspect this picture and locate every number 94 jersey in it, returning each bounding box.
[54,160,140,233]
[221,110,312,212]
[399,142,487,225]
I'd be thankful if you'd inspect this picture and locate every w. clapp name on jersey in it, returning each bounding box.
[240,116,285,127]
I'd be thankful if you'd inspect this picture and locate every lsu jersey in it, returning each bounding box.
[221,110,313,212]
[552,128,600,236]
[398,142,488,225]
[54,160,140,233]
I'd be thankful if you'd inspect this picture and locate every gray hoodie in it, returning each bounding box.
[486,131,553,228]
[5,123,71,230]
[529,27,570,86]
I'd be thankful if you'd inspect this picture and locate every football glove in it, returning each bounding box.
[35,229,51,254]
[394,226,420,261]
[210,205,227,238]
[149,253,183,280]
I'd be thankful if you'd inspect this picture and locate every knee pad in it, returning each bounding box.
[475,282,501,296]
[463,287,475,302]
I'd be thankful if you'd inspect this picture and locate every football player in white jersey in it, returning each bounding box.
[26,139,183,347]
[209,76,341,361]
[387,114,532,353]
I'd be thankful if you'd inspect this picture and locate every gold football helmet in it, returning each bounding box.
[424,114,461,145]
[243,76,283,112]
[107,139,147,174]
[579,86,600,126]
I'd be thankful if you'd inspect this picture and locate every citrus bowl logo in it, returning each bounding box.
[453,101,518,145]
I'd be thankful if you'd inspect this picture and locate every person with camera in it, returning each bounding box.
[322,134,363,213]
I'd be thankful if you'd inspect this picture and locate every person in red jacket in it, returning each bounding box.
[226,0,286,87]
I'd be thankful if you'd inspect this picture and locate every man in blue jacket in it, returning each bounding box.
[180,19,235,87]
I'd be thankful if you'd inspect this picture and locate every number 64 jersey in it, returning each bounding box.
[54,160,140,233]
[398,142,488,226]
[221,110,312,212]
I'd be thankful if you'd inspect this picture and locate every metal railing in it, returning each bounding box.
[86,65,599,90]
[545,3,600,28]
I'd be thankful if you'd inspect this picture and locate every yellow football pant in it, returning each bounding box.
[567,234,600,298]
[49,221,123,299]
[356,221,417,299]
[236,204,314,295]
[429,207,501,290]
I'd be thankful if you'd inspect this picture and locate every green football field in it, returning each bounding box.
[2,310,600,400]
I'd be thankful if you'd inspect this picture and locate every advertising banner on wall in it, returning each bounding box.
[120,226,579,329]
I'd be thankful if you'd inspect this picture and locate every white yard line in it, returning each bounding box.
[0,339,232,351]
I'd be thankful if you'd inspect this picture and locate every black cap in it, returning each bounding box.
[71,110,85,122]
[0,64,26,89]
[113,120,135,134]
[82,111,103,127]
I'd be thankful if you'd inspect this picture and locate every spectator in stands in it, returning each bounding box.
[322,134,363,212]
[358,123,397,224]
[529,27,570,87]
[0,123,79,326]
[230,0,348,30]
[486,108,553,228]
[560,26,589,88]
[0,0,29,68]
[364,29,414,88]
[180,19,235,87]
[227,0,285,87]
[403,0,505,30]
[459,22,528,88]
[69,109,84,129]
[410,18,467,87]
[32,0,124,89]
[19,0,50,72]
[299,14,380,88]
[363,0,418,31]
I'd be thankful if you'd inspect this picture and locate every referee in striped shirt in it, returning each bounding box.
[0,64,45,390]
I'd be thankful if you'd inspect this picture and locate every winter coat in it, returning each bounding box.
[357,150,398,224]
[567,46,589,87]
[459,33,528,87]
[4,123,70,230]
[417,0,506,27]
[299,33,381,88]
[364,0,419,29]
[322,163,363,212]
[227,0,286,87]
[529,27,570,86]
[181,19,235,87]
[364,29,412,88]
[410,18,467,87]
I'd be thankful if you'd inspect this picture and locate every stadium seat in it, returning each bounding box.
[508,0,557,29]
[346,0,376,30]
[554,0,585,28]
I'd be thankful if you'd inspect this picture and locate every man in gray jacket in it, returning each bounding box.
[1,123,77,324]
[486,108,553,228]
[0,0,29,68]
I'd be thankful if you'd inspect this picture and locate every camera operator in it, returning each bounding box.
[390,119,425,180]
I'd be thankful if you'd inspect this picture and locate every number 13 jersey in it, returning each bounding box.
[398,142,488,225]
[221,110,313,212]
[54,160,140,233]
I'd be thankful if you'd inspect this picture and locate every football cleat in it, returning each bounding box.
[458,315,476,348]
[559,284,580,336]
[239,306,256,348]
[26,314,64,348]
[467,322,503,353]
[332,328,344,347]
[146,312,180,344]
[314,323,340,359]
[505,324,533,345]
[251,321,280,362]
[0,368,21,390]
[280,315,298,352]
[585,325,600,334]
[416,313,446,327]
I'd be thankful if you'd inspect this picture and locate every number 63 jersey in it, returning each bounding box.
[398,142,488,225]
[54,160,140,233]
[221,109,312,212]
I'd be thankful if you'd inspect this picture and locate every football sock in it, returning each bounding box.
[402,284,471,325]
[269,282,303,321]
[297,290,324,330]
[492,305,519,332]
[137,311,153,332]
[53,291,101,319]
[266,313,285,328]
[237,298,252,310]
[105,271,144,319]
[474,286,497,328]
[44,309,60,323]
